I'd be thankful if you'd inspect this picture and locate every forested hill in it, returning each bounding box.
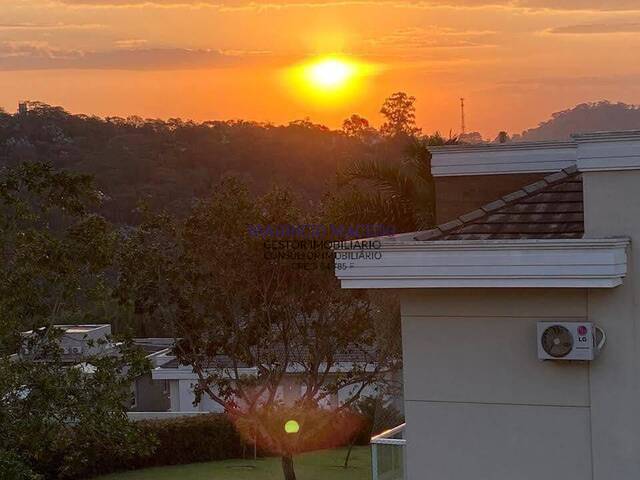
[516,101,640,142]
[0,103,396,224]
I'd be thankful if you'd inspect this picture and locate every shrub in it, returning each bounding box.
[93,413,250,477]
[133,414,246,468]
[0,451,43,480]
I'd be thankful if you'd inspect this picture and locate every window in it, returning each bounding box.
[130,383,138,409]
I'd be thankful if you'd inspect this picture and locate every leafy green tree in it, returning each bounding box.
[0,162,117,350]
[1,329,153,479]
[0,162,154,478]
[117,178,399,480]
[326,138,432,232]
[0,451,42,480]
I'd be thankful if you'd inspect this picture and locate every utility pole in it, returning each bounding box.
[460,98,466,135]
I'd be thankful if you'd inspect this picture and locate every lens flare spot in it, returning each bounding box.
[284,420,300,434]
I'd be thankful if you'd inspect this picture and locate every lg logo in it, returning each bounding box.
[577,325,588,343]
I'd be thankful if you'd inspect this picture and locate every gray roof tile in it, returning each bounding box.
[438,219,463,232]
[523,180,550,194]
[417,170,584,241]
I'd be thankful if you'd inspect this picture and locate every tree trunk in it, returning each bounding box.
[343,440,355,468]
[281,454,297,480]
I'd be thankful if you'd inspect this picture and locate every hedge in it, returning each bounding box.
[121,414,248,470]
[78,413,250,478]
[89,407,386,478]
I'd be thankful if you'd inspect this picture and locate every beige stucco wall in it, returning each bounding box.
[583,170,640,479]
[401,288,593,480]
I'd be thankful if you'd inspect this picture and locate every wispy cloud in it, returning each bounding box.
[0,42,266,70]
[546,23,640,34]
[0,23,105,31]
[362,26,497,52]
[114,38,149,48]
[53,0,640,11]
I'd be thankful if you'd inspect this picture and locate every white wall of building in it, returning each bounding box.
[583,168,640,478]
[401,288,592,480]
[399,131,640,480]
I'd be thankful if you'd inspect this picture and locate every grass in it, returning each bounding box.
[94,446,371,480]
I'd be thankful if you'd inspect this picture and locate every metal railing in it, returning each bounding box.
[371,423,406,480]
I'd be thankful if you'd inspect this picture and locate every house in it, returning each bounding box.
[334,131,640,480]
[150,346,400,413]
[128,337,175,412]
[20,324,114,362]
[18,324,174,412]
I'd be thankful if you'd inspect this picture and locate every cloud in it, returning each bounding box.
[0,42,264,70]
[0,23,104,31]
[490,74,640,90]
[517,0,640,11]
[363,26,496,52]
[114,39,149,48]
[547,23,640,34]
[53,0,640,11]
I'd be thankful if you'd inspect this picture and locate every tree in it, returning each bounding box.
[0,162,154,478]
[0,162,116,351]
[117,178,399,480]
[342,114,378,142]
[494,131,510,144]
[327,138,436,232]
[0,328,152,479]
[379,92,421,138]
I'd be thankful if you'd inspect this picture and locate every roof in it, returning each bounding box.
[159,356,252,370]
[157,345,375,371]
[416,166,583,241]
[133,338,174,354]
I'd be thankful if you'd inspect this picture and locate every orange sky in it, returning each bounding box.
[2,1,640,137]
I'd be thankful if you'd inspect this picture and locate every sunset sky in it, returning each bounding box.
[2,1,640,137]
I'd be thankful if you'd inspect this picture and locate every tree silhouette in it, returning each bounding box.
[342,114,378,143]
[380,92,421,138]
[327,134,456,233]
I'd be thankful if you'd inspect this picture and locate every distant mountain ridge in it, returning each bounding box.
[515,101,640,142]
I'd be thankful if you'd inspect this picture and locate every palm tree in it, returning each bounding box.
[326,135,456,234]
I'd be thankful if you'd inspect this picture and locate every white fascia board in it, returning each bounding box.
[284,362,378,373]
[153,363,378,380]
[152,366,258,380]
[574,130,640,172]
[334,238,630,289]
[430,141,577,177]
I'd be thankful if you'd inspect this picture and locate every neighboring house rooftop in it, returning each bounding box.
[132,338,174,354]
[416,166,583,241]
[155,344,380,375]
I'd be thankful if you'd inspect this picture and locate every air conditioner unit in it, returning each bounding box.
[71,346,82,355]
[537,322,604,361]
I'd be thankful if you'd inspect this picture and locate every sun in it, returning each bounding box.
[284,55,376,106]
[306,58,355,90]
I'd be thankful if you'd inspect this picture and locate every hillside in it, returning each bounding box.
[516,101,640,142]
[0,103,404,224]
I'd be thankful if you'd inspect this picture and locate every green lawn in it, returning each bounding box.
[94,446,371,480]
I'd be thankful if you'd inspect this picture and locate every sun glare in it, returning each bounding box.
[307,58,354,90]
[285,56,375,106]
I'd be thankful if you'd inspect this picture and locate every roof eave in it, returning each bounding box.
[334,237,630,289]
